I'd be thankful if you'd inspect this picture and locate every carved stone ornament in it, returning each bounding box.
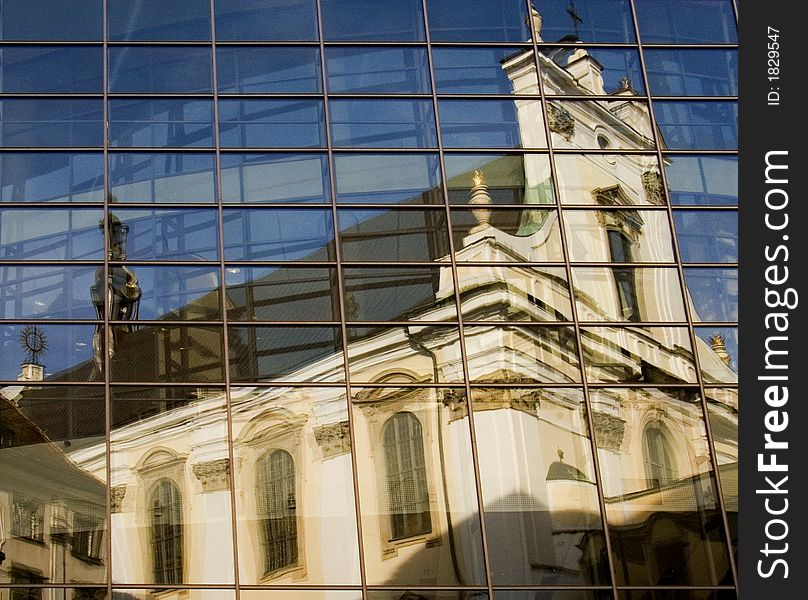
[470,387,542,415]
[592,411,626,452]
[547,103,575,140]
[641,170,666,205]
[313,420,351,458]
[440,388,469,421]
[111,485,127,513]
[192,458,230,492]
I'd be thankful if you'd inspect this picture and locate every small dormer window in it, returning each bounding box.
[597,134,612,149]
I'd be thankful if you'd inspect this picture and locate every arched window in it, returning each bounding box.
[150,479,183,584]
[257,449,298,574]
[643,423,678,488]
[608,230,640,322]
[382,412,431,540]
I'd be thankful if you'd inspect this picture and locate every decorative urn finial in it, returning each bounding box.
[468,170,493,233]
[710,333,732,367]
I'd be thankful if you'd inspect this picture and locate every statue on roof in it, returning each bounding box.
[91,213,142,376]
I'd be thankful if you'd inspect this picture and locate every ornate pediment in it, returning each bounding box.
[592,183,636,208]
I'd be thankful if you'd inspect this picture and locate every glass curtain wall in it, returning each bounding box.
[0,1,738,599]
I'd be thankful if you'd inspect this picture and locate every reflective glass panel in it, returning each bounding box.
[242,594,361,600]
[427,0,530,42]
[555,153,663,206]
[108,99,214,148]
[439,99,547,149]
[219,99,326,148]
[338,208,449,262]
[0,99,103,148]
[696,326,738,384]
[13,590,108,600]
[346,325,463,383]
[341,266,455,322]
[0,265,97,320]
[547,101,655,151]
[369,594,488,600]
[450,208,564,263]
[125,265,221,321]
[685,268,738,322]
[445,153,554,206]
[564,209,675,263]
[220,153,330,204]
[464,325,581,383]
[536,0,636,43]
[706,387,738,554]
[618,591,731,600]
[472,387,607,585]
[573,267,687,322]
[0,324,97,381]
[329,99,437,149]
[0,208,104,261]
[664,155,738,206]
[0,386,105,581]
[225,266,338,322]
[0,0,102,40]
[433,47,537,95]
[590,387,733,586]
[495,593,603,600]
[110,325,225,382]
[321,0,425,41]
[654,101,738,151]
[674,210,738,263]
[350,387,486,585]
[645,49,738,97]
[325,46,430,94]
[217,46,321,93]
[0,46,102,93]
[7,386,104,447]
[223,208,335,261]
[231,386,361,584]
[108,46,212,93]
[634,0,737,44]
[113,592,232,600]
[0,152,104,203]
[111,208,220,261]
[540,47,644,96]
[214,0,318,41]
[228,326,344,382]
[109,388,234,583]
[456,265,573,322]
[108,0,211,41]
[109,152,217,204]
[334,153,441,204]
[580,326,697,384]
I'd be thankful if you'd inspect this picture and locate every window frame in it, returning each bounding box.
[381,411,433,542]
[149,478,185,585]
[642,421,679,488]
[71,513,105,564]
[256,448,300,577]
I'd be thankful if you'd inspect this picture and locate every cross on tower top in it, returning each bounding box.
[566,1,583,40]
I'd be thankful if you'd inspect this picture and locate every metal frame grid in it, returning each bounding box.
[0,0,739,598]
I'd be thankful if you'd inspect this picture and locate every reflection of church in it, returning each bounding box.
[1,10,737,599]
